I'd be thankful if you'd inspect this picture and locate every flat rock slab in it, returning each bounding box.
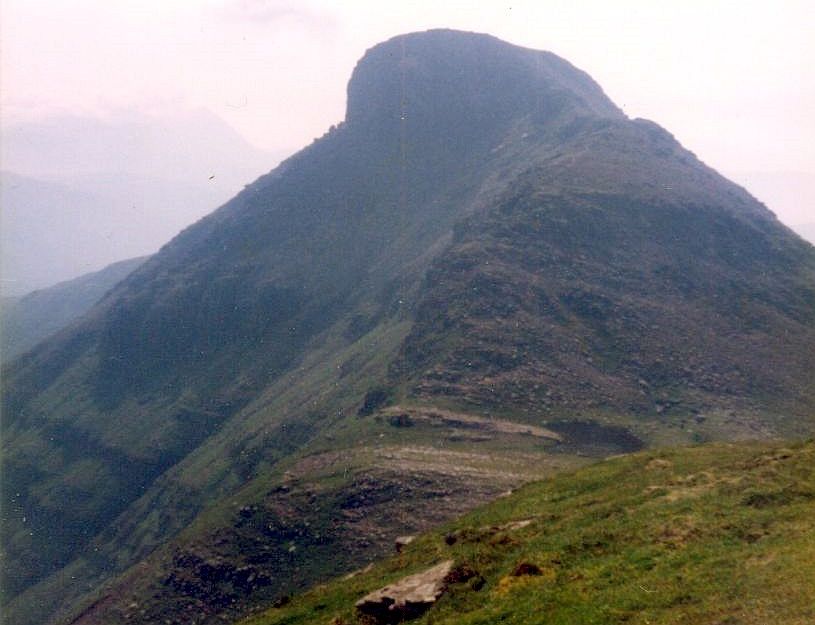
[382,406,563,441]
[356,560,454,624]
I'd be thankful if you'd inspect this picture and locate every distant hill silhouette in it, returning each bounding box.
[1,109,281,293]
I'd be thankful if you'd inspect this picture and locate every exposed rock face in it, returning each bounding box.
[355,560,454,624]
[346,29,623,137]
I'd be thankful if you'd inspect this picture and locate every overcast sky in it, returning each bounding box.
[2,0,814,216]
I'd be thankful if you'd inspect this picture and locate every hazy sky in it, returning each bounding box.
[2,1,814,210]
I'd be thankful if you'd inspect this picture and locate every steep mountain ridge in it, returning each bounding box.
[2,29,814,625]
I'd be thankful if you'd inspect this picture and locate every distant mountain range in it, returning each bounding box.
[2,30,814,625]
[1,109,283,295]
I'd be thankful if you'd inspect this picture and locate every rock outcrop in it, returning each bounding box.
[355,560,454,624]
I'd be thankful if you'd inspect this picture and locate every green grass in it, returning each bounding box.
[240,439,815,625]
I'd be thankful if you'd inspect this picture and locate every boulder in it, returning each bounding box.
[355,560,454,624]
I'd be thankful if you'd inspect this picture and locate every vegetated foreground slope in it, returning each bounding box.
[1,256,147,362]
[242,439,815,625]
[2,29,815,625]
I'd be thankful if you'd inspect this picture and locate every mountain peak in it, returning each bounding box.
[345,29,623,134]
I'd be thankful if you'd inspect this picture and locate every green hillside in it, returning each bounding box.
[242,439,815,625]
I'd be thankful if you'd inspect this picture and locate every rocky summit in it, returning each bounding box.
[2,29,814,625]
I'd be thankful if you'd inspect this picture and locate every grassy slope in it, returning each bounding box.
[243,439,815,625]
[4,315,412,624]
[55,402,589,625]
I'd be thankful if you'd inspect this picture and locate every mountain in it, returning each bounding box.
[1,256,147,363]
[2,29,814,625]
[1,109,280,294]
[238,439,815,625]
